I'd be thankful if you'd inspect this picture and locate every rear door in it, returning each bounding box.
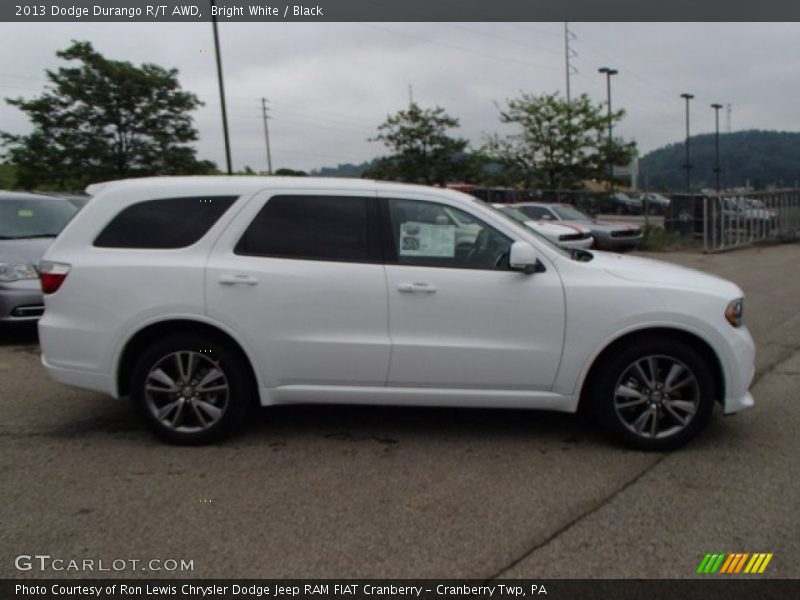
[206,190,391,388]
[379,193,566,391]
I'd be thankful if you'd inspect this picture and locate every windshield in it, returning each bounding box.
[469,198,571,257]
[551,205,591,221]
[496,206,532,224]
[0,197,77,239]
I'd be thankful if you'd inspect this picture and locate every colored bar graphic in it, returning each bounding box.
[697,554,712,573]
[744,554,760,573]
[758,553,773,573]
[702,552,774,574]
[719,553,735,573]
[734,553,749,573]
[722,553,737,573]
[711,553,726,573]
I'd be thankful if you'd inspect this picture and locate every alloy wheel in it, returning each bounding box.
[143,351,229,433]
[613,354,700,440]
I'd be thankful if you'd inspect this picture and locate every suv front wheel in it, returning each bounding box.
[131,333,253,444]
[590,338,717,451]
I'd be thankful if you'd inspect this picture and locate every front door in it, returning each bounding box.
[380,195,565,390]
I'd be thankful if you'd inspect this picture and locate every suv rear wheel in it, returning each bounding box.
[589,338,716,451]
[131,333,253,444]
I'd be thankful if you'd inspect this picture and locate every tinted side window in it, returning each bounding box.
[94,196,237,249]
[383,198,512,270]
[235,195,376,262]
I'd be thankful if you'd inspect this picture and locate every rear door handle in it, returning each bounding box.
[218,274,258,286]
[397,282,437,294]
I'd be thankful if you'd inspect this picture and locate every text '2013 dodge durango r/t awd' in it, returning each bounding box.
[38,177,754,449]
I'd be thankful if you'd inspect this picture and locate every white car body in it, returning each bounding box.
[38,177,755,446]
[491,203,594,249]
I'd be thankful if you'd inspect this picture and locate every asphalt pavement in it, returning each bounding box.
[1,243,798,579]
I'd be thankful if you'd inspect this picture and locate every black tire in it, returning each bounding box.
[130,333,254,444]
[588,338,716,451]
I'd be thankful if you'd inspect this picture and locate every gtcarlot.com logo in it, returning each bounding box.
[697,552,774,574]
[15,554,194,573]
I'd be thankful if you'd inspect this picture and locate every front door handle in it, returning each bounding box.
[219,274,258,286]
[397,282,437,294]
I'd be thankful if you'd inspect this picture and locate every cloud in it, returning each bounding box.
[1,22,799,173]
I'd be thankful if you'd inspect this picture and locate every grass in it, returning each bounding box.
[638,224,692,252]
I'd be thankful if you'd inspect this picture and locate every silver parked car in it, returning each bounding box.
[514,202,643,251]
[0,191,77,322]
[641,193,671,215]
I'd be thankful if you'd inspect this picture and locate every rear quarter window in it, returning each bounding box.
[94,196,237,249]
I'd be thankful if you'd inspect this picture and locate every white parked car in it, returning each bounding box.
[39,177,755,450]
[492,203,594,249]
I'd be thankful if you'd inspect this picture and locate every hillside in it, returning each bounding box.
[638,130,800,191]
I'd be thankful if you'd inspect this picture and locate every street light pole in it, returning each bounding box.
[680,93,694,193]
[598,67,618,191]
[210,0,232,175]
[711,103,723,195]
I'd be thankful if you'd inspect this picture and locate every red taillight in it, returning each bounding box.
[38,261,71,294]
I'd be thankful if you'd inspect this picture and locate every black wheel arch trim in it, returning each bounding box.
[117,319,259,400]
[577,327,726,414]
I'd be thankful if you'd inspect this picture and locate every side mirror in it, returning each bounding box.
[509,241,538,274]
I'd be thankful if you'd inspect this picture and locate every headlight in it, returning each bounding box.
[0,262,38,282]
[725,298,744,327]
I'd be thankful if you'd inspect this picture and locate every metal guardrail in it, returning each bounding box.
[665,191,800,253]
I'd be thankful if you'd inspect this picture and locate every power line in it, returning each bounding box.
[572,34,677,100]
[446,23,562,55]
[358,24,560,72]
[497,22,563,38]
[572,54,679,123]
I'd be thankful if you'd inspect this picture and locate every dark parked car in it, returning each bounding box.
[0,191,77,322]
[609,192,643,215]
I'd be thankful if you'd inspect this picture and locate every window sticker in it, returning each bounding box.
[18,209,34,217]
[399,222,456,257]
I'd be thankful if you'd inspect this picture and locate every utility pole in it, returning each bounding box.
[711,103,723,194]
[261,97,273,175]
[726,103,732,133]
[598,67,618,191]
[408,84,414,105]
[681,93,694,193]
[562,23,578,197]
[210,0,232,175]
[564,23,577,105]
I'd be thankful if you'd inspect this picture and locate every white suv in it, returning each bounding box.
[38,177,755,449]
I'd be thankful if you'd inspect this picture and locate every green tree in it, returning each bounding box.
[365,102,472,185]
[1,41,215,190]
[0,163,17,188]
[274,168,307,176]
[484,92,636,190]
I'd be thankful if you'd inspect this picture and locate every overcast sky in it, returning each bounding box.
[1,22,798,173]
